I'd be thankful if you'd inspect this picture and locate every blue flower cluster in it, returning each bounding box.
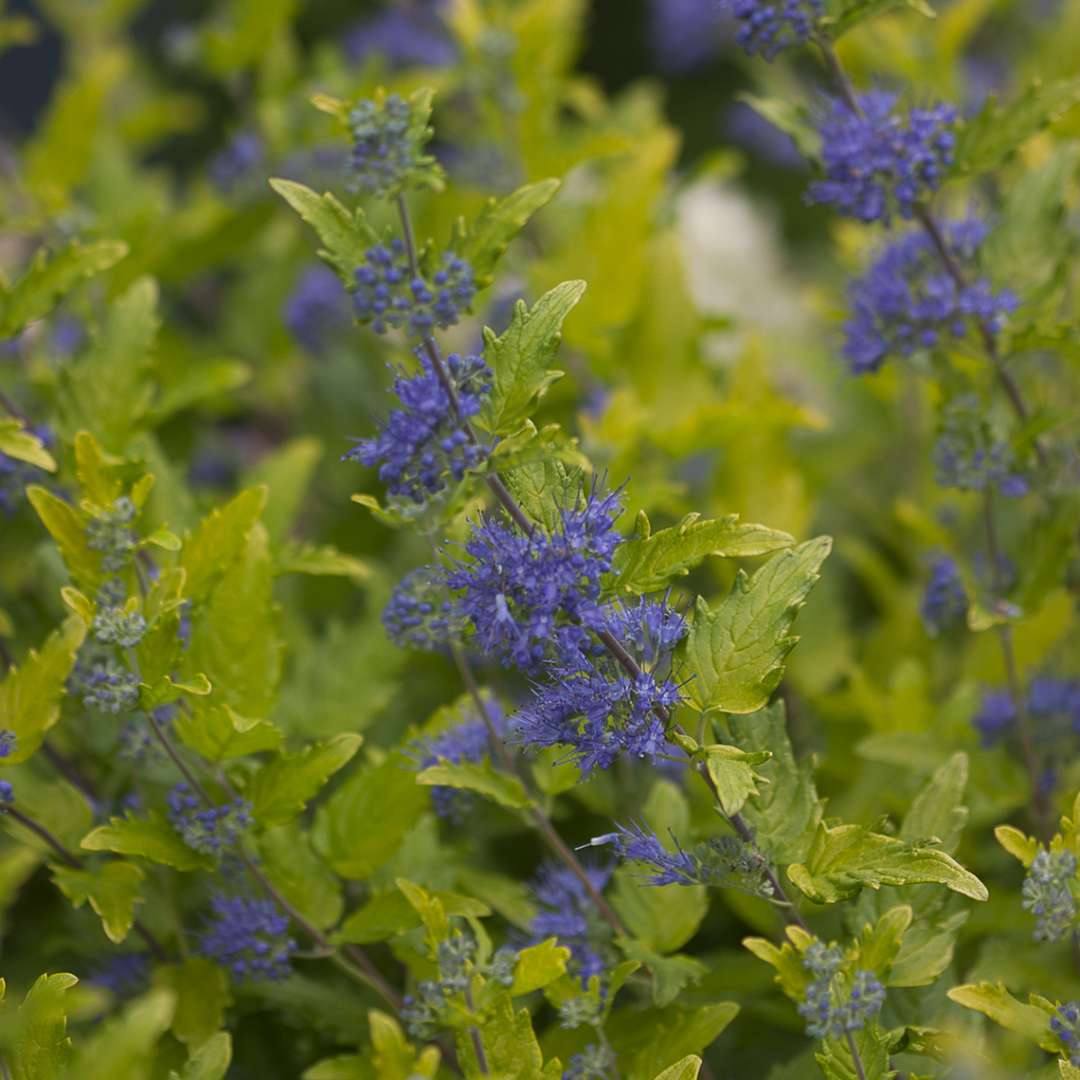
[284,264,351,355]
[933,394,1028,498]
[0,780,12,807]
[383,567,460,650]
[92,602,147,648]
[344,349,490,504]
[352,242,476,338]
[88,953,149,997]
[74,657,141,714]
[210,132,263,195]
[528,863,611,983]
[920,555,968,635]
[1052,1002,1080,1067]
[590,822,700,885]
[446,487,625,670]
[344,3,455,70]
[725,0,824,60]
[808,91,957,223]
[1022,849,1078,942]
[348,94,420,198]
[167,784,253,858]
[647,0,720,73]
[798,941,885,1039]
[410,703,503,820]
[843,220,1018,373]
[973,677,1080,746]
[199,894,296,981]
[86,497,138,572]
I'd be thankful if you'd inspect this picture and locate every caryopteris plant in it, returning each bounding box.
[0,1,1077,1077]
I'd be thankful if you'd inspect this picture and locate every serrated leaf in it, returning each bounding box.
[180,486,268,601]
[154,958,231,1049]
[396,878,450,943]
[994,824,1040,867]
[270,179,376,278]
[256,824,344,931]
[618,940,707,1007]
[611,513,794,596]
[461,992,544,1079]
[0,617,86,762]
[946,983,1058,1050]
[274,542,372,583]
[248,734,362,827]
[900,753,969,852]
[335,887,490,945]
[477,282,584,436]
[416,759,531,811]
[364,1010,441,1079]
[458,178,560,289]
[81,811,212,872]
[0,419,56,471]
[0,239,127,337]
[652,1056,703,1080]
[814,1025,892,1080]
[787,822,988,905]
[703,744,771,816]
[170,1032,232,1080]
[823,0,935,38]
[27,485,100,590]
[173,703,283,762]
[510,939,571,996]
[686,538,832,714]
[503,458,583,534]
[608,1001,740,1078]
[67,987,175,1080]
[50,861,144,944]
[610,866,708,954]
[12,973,78,1080]
[955,77,1080,176]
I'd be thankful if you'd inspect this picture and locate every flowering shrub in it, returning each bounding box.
[0,1,1078,1078]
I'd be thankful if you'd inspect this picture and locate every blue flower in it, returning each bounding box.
[86,497,138,573]
[167,783,253,859]
[528,863,611,983]
[843,220,1018,373]
[1052,1001,1080,1066]
[972,677,1080,746]
[933,394,1029,498]
[88,953,150,997]
[344,349,490,504]
[349,94,424,198]
[344,4,456,70]
[808,91,957,223]
[73,657,141,715]
[0,731,15,759]
[723,0,824,60]
[199,894,296,982]
[797,943,885,1039]
[920,555,968,635]
[210,132,263,194]
[284,264,351,355]
[351,243,476,338]
[445,486,624,670]
[972,688,1016,746]
[647,0,721,73]
[0,780,12,807]
[589,822,701,886]
[383,567,462,650]
[1022,849,1078,942]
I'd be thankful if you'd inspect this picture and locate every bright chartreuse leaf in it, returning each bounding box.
[477,281,585,436]
[786,822,989,905]
[0,419,56,471]
[702,744,771,817]
[248,733,362,827]
[154,958,231,1049]
[0,617,86,762]
[270,179,376,279]
[26,486,101,591]
[416,758,531,812]
[50,861,144,944]
[11,972,78,1080]
[461,992,545,1079]
[510,939,571,996]
[81,811,213,872]
[335,887,490,945]
[170,1032,232,1080]
[685,538,832,714]
[946,982,1059,1050]
[610,512,794,596]
[652,1057,703,1080]
[180,486,268,602]
[272,542,372,583]
[174,703,283,762]
[503,459,584,534]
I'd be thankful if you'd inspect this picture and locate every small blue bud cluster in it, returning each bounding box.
[0,730,15,759]
[933,394,1028,498]
[86,497,138,572]
[843,220,1018,373]
[383,568,461,650]
[1022,849,1078,942]
[558,993,603,1029]
[410,702,504,820]
[1052,1002,1080,1067]
[973,677,1080,747]
[920,555,968,635]
[797,940,885,1040]
[352,243,477,338]
[199,894,296,981]
[808,91,957,224]
[92,603,147,648]
[344,350,491,504]
[527,863,611,984]
[348,95,419,197]
[74,657,141,714]
[725,0,824,60]
[167,783,253,858]
[284,264,351,355]
[0,424,53,515]
[564,1043,617,1080]
[589,822,699,886]
[210,132,264,195]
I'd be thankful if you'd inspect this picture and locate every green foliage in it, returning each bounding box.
[50,861,144,944]
[416,758,531,811]
[248,733,362,827]
[270,180,376,280]
[81,812,213,872]
[823,0,936,38]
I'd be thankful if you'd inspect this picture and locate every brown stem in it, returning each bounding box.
[41,742,98,806]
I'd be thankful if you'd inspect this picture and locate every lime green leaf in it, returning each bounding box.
[787,822,989,905]
[477,282,584,436]
[461,993,544,1079]
[510,939,571,996]
[81,811,212,872]
[686,538,832,714]
[243,436,322,544]
[12,972,78,1080]
[0,617,86,762]
[174,703,283,762]
[1062,1061,1080,1080]
[608,1002,740,1078]
[728,703,823,865]
[946,983,1058,1050]
[149,359,251,426]
[815,1025,892,1080]
[994,824,1040,868]
[335,887,490,945]
[743,933,813,1000]
[956,77,1080,176]
[900,753,970,852]
[365,1010,441,1079]
[27,486,100,590]
[273,542,372,583]
[611,513,794,596]
[170,1032,232,1080]
[703,745,771,816]
[155,958,231,1048]
[652,1055,703,1080]
[0,419,56,471]
[180,486,268,602]
[66,987,175,1080]
[503,459,583,534]
[50,861,144,944]
[416,759,531,812]
[823,0,936,38]
[457,178,560,289]
[249,733,363,827]
[0,239,127,337]
[396,878,450,943]
[256,824,344,931]
[610,867,708,954]
[270,179,376,279]
[314,752,427,879]
[855,905,913,979]
[618,940,707,1007]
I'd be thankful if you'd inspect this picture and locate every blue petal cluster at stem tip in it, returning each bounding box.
[527,863,611,984]
[199,894,296,981]
[724,0,824,60]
